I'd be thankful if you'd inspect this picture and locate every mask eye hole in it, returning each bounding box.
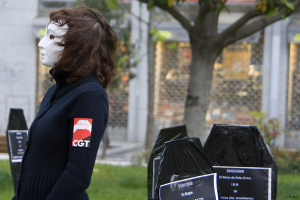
[50,35,55,40]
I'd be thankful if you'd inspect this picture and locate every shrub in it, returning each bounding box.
[250,111,300,173]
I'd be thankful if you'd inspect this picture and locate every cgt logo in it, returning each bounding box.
[73,140,90,147]
[72,118,92,148]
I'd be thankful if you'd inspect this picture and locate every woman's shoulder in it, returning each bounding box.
[77,81,107,96]
[74,81,108,105]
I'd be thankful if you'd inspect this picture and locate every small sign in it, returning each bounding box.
[213,166,272,200]
[159,173,219,200]
[8,130,28,163]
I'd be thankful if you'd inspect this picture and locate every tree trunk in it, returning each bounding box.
[145,9,155,152]
[183,9,219,145]
[183,45,218,145]
[100,128,108,159]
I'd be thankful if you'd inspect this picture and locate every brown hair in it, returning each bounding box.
[49,6,118,89]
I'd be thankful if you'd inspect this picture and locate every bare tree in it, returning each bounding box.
[135,0,300,143]
[145,9,156,151]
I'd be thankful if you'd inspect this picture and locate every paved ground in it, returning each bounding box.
[1,137,298,165]
[0,140,145,166]
[96,140,145,165]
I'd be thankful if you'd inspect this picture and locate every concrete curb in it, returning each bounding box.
[95,160,147,167]
[0,153,9,160]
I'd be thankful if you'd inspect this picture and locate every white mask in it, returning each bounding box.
[38,22,68,68]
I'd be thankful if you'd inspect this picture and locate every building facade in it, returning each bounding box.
[0,0,38,133]
[1,0,300,148]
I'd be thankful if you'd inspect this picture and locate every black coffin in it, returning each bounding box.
[203,124,277,200]
[153,137,216,200]
[148,125,188,200]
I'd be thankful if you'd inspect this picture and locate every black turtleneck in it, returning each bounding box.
[12,68,109,200]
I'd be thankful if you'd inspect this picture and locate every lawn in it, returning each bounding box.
[277,174,300,200]
[0,159,299,200]
[0,160,147,200]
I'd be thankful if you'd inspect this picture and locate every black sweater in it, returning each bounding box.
[12,69,108,200]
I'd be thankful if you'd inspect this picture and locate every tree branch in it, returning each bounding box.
[137,0,192,31]
[195,0,214,28]
[222,1,300,48]
[195,3,207,28]
[201,0,213,11]
[117,2,150,25]
[130,10,150,25]
[216,9,263,44]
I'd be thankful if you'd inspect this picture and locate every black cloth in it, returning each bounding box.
[12,68,109,200]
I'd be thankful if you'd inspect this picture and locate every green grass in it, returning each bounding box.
[0,160,14,200]
[0,160,147,200]
[87,164,147,200]
[1,159,300,200]
[277,174,300,200]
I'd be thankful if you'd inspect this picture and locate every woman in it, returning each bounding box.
[12,7,117,200]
